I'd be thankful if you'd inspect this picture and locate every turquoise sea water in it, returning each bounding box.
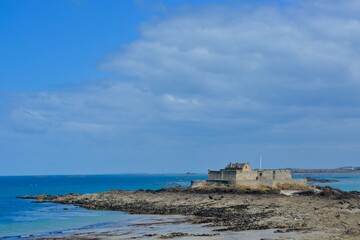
[0,173,359,239]
[0,174,206,239]
[292,173,360,191]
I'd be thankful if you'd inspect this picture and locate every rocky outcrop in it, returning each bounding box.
[18,186,360,239]
[306,177,339,183]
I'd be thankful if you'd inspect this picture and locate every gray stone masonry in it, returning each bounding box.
[191,163,307,187]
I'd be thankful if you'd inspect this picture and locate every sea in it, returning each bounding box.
[0,173,359,239]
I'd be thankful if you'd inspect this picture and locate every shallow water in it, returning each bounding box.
[293,173,360,191]
[0,174,206,239]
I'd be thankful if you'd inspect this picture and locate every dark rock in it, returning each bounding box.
[208,195,223,200]
[16,195,34,199]
[344,228,360,236]
[144,234,157,237]
[317,186,360,200]
[306,177,339,183]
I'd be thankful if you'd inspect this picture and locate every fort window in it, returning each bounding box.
[259,172,263,177]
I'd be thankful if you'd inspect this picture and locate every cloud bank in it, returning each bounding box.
[2,1,360,174]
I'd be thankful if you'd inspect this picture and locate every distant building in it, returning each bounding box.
[339,166,355,170]
[191,162,307,187]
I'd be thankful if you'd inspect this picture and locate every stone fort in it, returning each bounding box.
[191,162,307,187]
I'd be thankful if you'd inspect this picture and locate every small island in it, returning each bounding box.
[19,186,360,240]
[18,164,360,240]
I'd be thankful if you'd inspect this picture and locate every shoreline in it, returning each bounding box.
[36,215,317,240]
[18,186,360,240]
[3,214,326,240]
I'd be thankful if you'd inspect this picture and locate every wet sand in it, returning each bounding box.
[37,215,326,240]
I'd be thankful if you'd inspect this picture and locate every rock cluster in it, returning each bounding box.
[18,186,360,239]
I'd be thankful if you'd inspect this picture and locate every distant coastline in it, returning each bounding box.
[290,167,360,174]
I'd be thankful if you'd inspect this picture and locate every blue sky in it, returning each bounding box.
[1,0,360,175]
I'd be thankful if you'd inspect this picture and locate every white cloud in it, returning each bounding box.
[163,94,199,105]
[2,0,360,171]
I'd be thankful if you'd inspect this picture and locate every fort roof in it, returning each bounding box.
[224,162,251,171]
[225,162,244,169]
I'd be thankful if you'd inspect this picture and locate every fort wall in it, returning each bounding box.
[208,170,237,183]
[235,171,257,181]
[208,171,221,180]
[273,170,292,180]
[197,164,307,188]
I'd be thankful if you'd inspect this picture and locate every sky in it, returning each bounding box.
[1,0,360,175]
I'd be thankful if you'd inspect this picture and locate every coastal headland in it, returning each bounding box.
[19,185,360,240]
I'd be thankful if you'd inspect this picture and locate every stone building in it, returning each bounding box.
[191,162,307,187]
